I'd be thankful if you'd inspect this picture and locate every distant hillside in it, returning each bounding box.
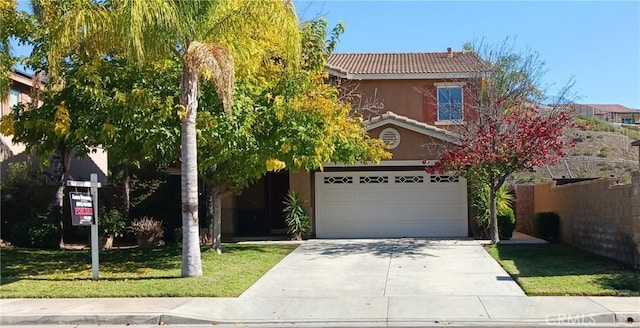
[509,120,640,185]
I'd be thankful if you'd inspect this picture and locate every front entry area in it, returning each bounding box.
[233,171,289,237]
[315,171,468,238]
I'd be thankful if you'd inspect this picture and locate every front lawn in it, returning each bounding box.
[0,243,297,298]
[486,243,640,296]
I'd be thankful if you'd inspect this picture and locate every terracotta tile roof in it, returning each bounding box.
[326,51,490,75]
[581,104,639,114]
[364,111,461,145]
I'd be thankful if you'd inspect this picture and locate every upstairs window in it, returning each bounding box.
[437,86,463,122]
[8,89,21,109]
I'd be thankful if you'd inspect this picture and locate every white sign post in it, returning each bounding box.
[67,173,101,280]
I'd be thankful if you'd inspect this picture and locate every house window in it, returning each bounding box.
[8,89,21,109]
[437,86,463,121]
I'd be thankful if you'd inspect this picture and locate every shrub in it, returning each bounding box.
[533,212,560,241]
[497,208,516,240]
[597,147,610,158]
[282,191,310,240]
[99,208,127,238]
[129,217,164,248]
[471,182,513,238]
[11,217,60,249]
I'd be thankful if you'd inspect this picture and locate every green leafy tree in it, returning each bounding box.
[70,57,182,216]
[196,18,389,253]
[25,0,301,276]
[0,0,31,97]
[0,55,181,246]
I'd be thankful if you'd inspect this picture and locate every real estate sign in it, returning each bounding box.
[69,191,94,226]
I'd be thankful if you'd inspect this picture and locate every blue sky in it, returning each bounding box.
[296,1,640,109]
[11,1,640,108]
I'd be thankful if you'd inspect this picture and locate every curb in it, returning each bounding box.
[0,314,161,326]
[2,311,638,326]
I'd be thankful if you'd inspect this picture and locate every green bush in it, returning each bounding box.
[471,182,513,238]
[99,208,127,238]
[282,191,310,240]
[498,208,516,240]
[11,217,60,249]
[533,212,560,241]
[597,147,610,158]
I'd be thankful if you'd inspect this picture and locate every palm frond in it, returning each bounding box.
[200,0,301,75]
[112,0,180,61]
[185,41,234,115]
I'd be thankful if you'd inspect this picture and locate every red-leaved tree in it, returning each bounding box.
[427,39,579,243]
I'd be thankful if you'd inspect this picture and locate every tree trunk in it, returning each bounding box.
[180,64,203,277]
[489,185,500,244]
[123,164,130,218]
[205,183,214,243]
[52,140,71,249]
[205,183,223,254]
[54,181,65,249]
[213,187,222,254]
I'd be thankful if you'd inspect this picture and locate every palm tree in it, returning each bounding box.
[38,0,301,276]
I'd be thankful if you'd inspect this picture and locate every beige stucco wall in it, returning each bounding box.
[356,79,425,121]
[516,172,640,267]
[368,124,453,161]
[289,170,314,234]
[354,78,481,126]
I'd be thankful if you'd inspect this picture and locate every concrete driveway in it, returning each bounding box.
[241,239,525,298]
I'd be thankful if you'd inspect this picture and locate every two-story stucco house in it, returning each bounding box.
[221,49,490,240]
[1,71,108,183]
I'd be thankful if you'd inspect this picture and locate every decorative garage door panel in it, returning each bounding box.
[315,171,468,238]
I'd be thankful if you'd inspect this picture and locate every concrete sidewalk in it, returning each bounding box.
[1,296,638,326]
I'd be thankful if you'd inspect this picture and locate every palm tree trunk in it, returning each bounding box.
[180,64,203,277]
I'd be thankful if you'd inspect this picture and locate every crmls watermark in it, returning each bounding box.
[546,313,598,324]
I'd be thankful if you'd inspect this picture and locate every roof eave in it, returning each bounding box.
[326,71,491,80]
[365,116,461,145]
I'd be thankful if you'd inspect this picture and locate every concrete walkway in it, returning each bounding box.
[241,239,524,297]
[1,296,638,326]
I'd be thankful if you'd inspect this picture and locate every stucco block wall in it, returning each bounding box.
[632,171,640,268]
[516,171,640,267]
[515,184,535,235]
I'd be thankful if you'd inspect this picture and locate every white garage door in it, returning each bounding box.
[315,171,468,238]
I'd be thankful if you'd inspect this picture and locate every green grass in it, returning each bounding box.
[0,243,297,298]
[486,243,640,296]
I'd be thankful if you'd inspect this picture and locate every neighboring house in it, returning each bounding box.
[0,71,38,161]
[0,71,108,183]
[221,49,490,239]
[574,104,640,124]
